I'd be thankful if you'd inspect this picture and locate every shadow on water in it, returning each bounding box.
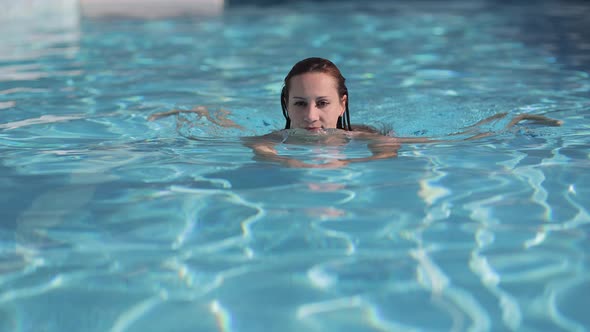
[489,0,590,73]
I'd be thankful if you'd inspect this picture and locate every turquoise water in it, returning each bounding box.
[1,0,589,331]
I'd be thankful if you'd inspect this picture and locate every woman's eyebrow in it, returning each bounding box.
[292,96,330,100]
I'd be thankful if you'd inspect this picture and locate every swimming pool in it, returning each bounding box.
[1,0,589,331]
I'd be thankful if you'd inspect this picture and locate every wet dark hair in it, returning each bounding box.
[281,57,352,131]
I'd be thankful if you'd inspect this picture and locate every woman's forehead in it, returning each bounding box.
[289,73,338,96]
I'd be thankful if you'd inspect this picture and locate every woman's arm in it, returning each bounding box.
[148,106,243,129]
[243,134,349,169]
[149,107,344,168]
[341,112,563,163]
[337,134,401,163]
[465,112,563,129]
[392,113,563,142]
[450,112,563,140]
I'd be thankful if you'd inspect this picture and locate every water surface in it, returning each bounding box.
[1,1,589,331]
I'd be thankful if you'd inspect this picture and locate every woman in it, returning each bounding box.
[150,57,562,168]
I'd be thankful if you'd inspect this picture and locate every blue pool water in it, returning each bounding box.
[1,0,589,331]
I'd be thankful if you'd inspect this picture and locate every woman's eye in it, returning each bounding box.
[317,100,329,107]
[294,101,305,106]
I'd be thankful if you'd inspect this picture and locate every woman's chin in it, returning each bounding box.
[293,126,331,133]
[287,127,342,137]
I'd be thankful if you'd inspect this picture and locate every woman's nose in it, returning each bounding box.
[304,105,319,122]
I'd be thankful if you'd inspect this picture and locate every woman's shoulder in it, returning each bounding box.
[242,130,286,144]
[350,124,380,134]
[350,124,395,137]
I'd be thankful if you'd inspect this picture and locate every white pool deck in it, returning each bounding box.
[1,0,225,21]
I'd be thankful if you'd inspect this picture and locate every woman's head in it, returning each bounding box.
[281,57,351,131]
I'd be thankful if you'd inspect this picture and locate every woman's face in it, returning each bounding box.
[286,73,346,131]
